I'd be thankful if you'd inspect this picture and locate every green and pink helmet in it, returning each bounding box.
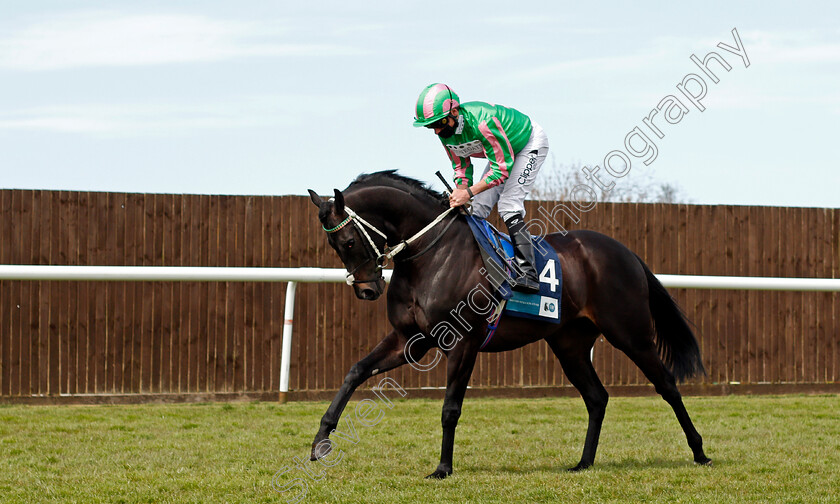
[413,83,460,127]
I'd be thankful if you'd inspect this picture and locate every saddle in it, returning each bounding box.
[464,215,563,329]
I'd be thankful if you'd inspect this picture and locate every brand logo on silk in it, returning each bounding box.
[518,150,539,185]
[447,140,484,158]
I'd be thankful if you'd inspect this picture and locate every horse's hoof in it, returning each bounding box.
[425,468,452,479]
[567,462,592,472]
[310,439,333,461]
[694,457,713,466]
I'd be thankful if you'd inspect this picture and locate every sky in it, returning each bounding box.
[0,1,838,207]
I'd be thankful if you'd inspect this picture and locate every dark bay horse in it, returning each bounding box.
[307,171,710,478]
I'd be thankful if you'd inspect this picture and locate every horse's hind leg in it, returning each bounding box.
[600,318,711,466]
[545,320,606,471]
[621,341,711,465]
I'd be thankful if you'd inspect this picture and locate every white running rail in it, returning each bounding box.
[1,265,838,400]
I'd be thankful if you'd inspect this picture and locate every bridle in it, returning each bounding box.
[323,203,457,285]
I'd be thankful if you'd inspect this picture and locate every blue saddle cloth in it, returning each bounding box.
[464,215,562,326]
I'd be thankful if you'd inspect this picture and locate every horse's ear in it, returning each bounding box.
[333,189,345,215]
[308,189,322,207]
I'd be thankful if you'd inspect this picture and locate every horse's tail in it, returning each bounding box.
[637,255,706,382]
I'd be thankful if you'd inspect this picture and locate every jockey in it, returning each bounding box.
[413,83,549,294]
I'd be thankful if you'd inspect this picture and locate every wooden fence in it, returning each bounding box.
[1,189,838,402]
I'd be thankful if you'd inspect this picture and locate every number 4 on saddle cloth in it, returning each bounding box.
[464,215,563,348]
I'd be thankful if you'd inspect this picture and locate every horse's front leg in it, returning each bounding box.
[427,343,479,479]
[311,330,411,461]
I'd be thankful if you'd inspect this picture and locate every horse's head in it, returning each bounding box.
[308,188,386,301]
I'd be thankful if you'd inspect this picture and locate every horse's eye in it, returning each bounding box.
[345,239,355,249]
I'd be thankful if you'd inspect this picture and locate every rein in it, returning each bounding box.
[324,204,457,285]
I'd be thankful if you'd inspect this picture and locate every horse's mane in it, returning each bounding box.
[347,170,448,208]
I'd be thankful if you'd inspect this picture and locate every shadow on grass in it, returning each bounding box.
[487,457,719,475]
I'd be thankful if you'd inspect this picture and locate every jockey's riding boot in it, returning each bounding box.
[504,214,540,294]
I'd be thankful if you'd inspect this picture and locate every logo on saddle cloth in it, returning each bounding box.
[464,216,562,325]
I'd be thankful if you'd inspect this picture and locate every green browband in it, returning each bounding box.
[323,215,352,233]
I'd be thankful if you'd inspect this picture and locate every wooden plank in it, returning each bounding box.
[222,195,233,393]
[243,196,256,391]
[310,198,325,392]
[272,195,286,390]
[685,205,702,383]
[702,205,715,384]
[47,192,64,395]
[798,207,809,383]
[137,193,153,393]
[112,193,127,393]
[291,196,305,391]
[268,195,282,391]
[173,195,188,393]
[91,194,107,394]
[816,208,829,383]
[828,208,838,383]
[9,191,22,395]
[737,206,750,384]
[179,195,198,393]
[323,271,337,393]
[161,194,175,393]
[233,195,246,392]
[19,191,33,395]
[729,207,740,384]
[150,194,163,393]
[63,192,80,395]
[784,206,796,383]
[251,195,264,391]
[103,193,117,393]
[805,209,819,383]
[671,202,686,385]
[769,205,781,383]
[751,206,766,383]
[253,196,266,391]
[680,204,698,383]
[779,206,792,382]
[94,192,109,394]
[744,206,756,384]
[709,204,725,384]
[291,198,309,390]
[833,209,840,382]
[196,195,210,392]
[122,193,138,393]
[72,192,88,395]
[798,208,809,383]
[78,192,92,393]
[204,195,218,392]
[223,194,236,393]
[263,196,277,391]
[698,209,710,386]
[131,193,145,393]
[0,191,11,396]
[29,193,44,395]
[828,208,833,381]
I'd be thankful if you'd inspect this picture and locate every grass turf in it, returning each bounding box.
[0,394,838,503]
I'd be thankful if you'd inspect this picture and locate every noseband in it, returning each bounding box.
[323,204,456,285]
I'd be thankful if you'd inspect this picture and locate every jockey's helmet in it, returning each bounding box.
[413,83,460,127]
